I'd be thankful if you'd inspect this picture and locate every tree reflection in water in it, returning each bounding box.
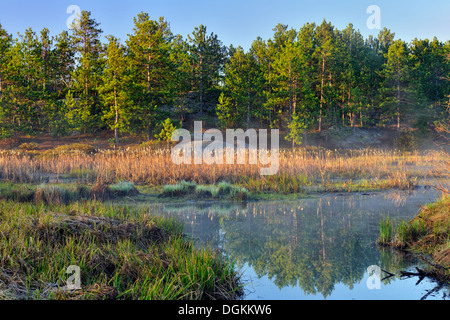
[143,188,445,298]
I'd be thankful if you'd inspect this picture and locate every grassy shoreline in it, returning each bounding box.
[378,195,450,283]
[0,199,243,300]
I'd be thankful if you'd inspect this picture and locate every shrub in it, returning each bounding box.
[39,143,96,158]
[18,142,39,151]
[394,131,416,153]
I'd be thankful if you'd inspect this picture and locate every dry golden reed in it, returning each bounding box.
[0,147,447,187]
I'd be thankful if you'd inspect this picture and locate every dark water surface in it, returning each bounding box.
[142,187,449,300]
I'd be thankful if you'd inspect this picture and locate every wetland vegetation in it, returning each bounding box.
[0,5,449,300]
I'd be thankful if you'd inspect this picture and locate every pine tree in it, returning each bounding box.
[383,39,410,130]
[266,24,297,126]
[3,28,43,134]
[126,12,173,138]
[314,20,336,132]
[0,24,12,137]
[338,24,367,130]
[98,35,131,145]
[216,92,237,129]
[250,37,274,124]
[53,30,75,92]
[410,37,449,106]
[221,46,261,128]
[155,118,177,146]
[0,24,11,102]
[71,10,103,132]
[295,22,318,140]
[64,89,81,132]
[188,25,226,113]
[169,34,192,123]
[285,112,306,150]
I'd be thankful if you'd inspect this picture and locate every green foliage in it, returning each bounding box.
[99,35,132,144]
[413,115,431,135]
[394,219,427,247]
[217,181,233,195]
[70,11,103,132]
[285,112,306,148]
[216,92,235,128]
[155,118,178,144]
[0,13,448,138]
[188,24,227,113]
[195,185,218,198]
[394,131,416,153]
[379,216,394,244]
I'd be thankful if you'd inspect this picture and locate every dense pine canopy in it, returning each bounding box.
[0,11,449,142]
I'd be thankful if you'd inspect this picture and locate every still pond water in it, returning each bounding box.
[143,187,448,300]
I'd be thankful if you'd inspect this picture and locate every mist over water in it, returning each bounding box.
[140,187,448,300]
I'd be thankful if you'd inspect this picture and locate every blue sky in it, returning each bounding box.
[1,0,450,50]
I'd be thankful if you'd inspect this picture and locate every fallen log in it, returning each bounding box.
[400,267,426,277]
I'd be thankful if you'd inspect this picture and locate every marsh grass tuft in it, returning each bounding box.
[109,181,139,197]
[195,185,218,198]
[34,184,71,205]
[378,216,394,245]
[0,200,243,300]
[160,181,248,201]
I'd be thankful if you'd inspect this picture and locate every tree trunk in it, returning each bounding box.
[348,88,356,133]
[114,86,119,146]
[199,53,204,113]
[247,86,251,129]
[147,53,152,94]
[293,80,297,116]
[289,60,293,116]
[435,69,439,106]
[360,107,363,127]
[397,78,401,131]
[319,57,325,133]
